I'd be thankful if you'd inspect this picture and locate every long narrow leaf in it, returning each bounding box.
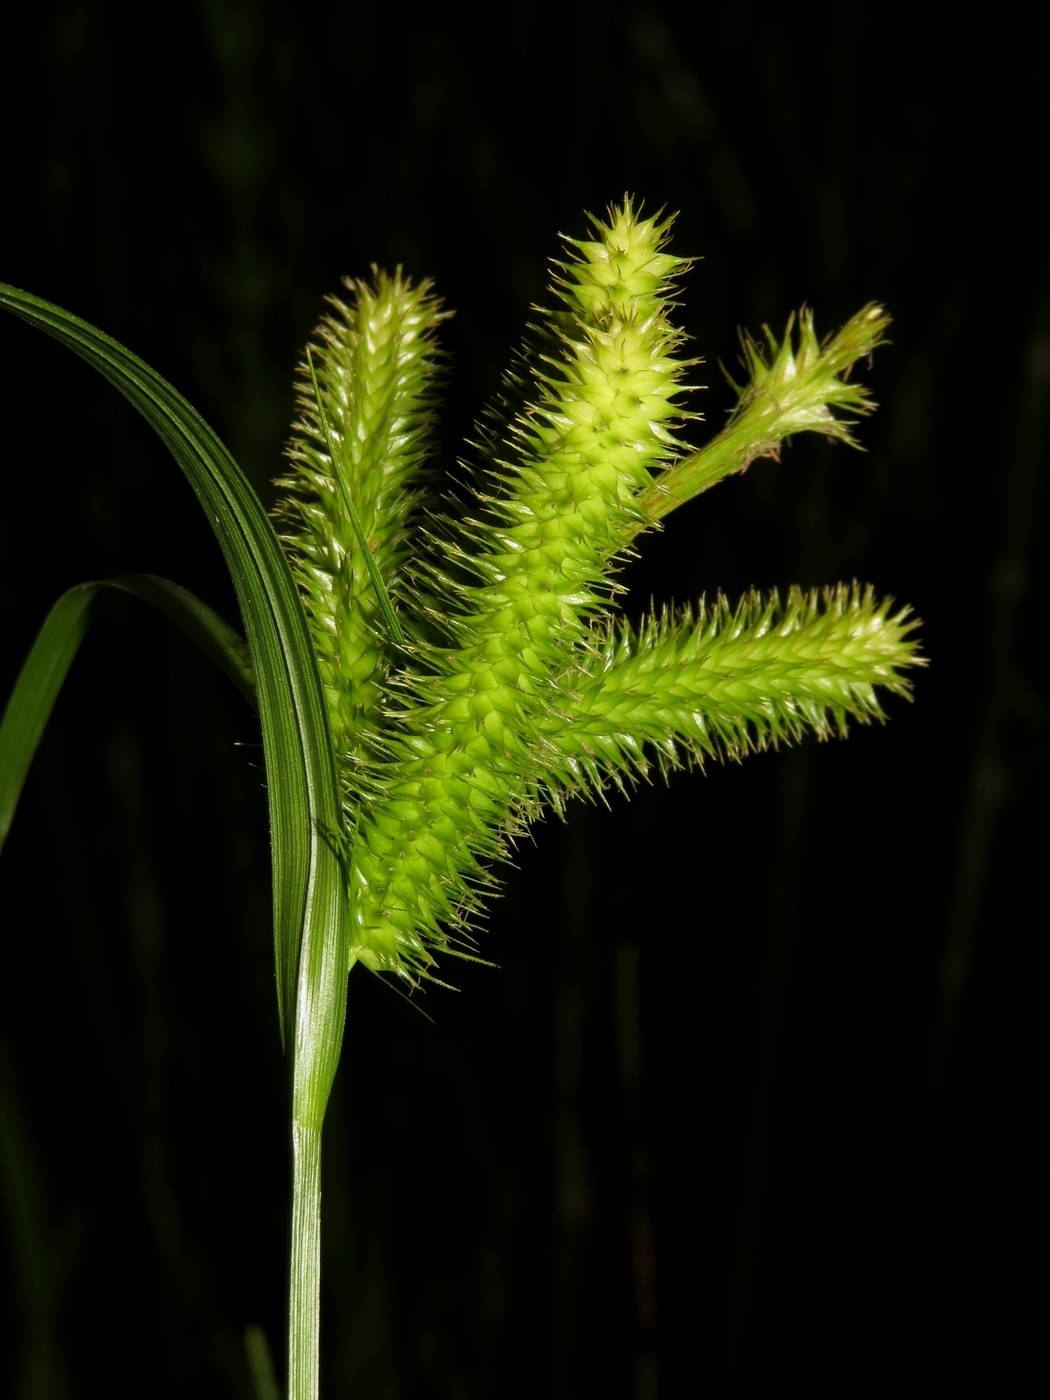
[0,284,349,1099]
[0,575,258,860]
[0,584,102,858]
[107,573,257,707]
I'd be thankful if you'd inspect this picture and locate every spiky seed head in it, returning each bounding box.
[273,204,920,987]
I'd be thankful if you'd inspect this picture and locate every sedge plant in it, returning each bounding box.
[0,201,921,1398]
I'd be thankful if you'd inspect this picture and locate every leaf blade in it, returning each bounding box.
[0,282,349,1088]
[0,574,258,866]
[107,573,257,709]
[0,584,103,857]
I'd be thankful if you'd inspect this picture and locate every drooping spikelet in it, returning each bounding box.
[274,270,447,803]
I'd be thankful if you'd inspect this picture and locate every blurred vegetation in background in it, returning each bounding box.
[0,2,1045,1396]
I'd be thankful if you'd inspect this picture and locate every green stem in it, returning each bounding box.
[287,927,352,1400]
[288,1121,322,1400]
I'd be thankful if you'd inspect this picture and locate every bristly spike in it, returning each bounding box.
[274,269,448,816]
[345,201,695,978]
[272,204,918,988]
[639,302,892,519]
[305,348,406,649]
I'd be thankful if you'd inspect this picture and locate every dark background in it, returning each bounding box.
[0,2,1046,1396]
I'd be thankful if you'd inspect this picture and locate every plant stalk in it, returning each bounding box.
[289,1121,323,1400]
[287,922,353,1400]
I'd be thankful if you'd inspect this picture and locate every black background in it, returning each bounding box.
[0,3,1046,1396]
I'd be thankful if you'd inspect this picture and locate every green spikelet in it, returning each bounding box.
[349,203,693,975]
[274,270,447,801]
[640,302,890,518]
[543,584,923,784]
[274,201,922,987]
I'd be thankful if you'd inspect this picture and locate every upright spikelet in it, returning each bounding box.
[275,270,446,801]
[348,204,693,974]
[274,201,923,986]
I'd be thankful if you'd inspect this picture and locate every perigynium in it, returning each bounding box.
[279,200,920,987]
[0,197,921,1400]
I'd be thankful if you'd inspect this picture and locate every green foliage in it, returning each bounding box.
[0,280,351,1400]
[1,201,922,1400]
[277,203,920,988]
[0,575,255,860]
[245,1323,282,1400]
[0,282,348,1058]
